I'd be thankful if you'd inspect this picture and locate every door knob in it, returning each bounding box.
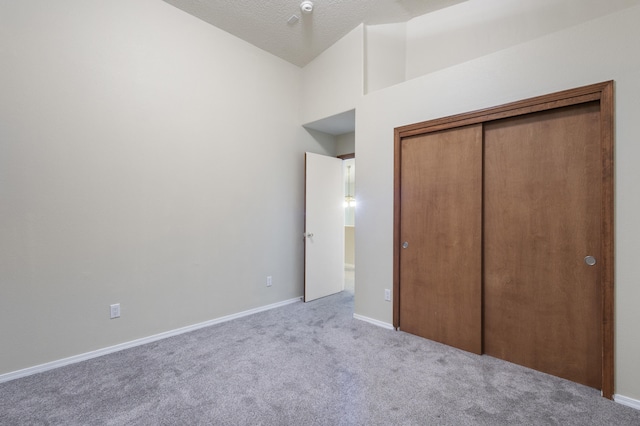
[584,256,596,266]
[402,242,409,249]
[305,232,314,238]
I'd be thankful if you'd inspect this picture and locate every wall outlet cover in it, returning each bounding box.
[110,303,121,319]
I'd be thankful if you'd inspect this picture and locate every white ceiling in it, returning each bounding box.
[162,0,465,67]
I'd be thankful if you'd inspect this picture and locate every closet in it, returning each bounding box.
[393,82,614,398]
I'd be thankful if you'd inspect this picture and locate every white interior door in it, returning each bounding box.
[305,152,345,302]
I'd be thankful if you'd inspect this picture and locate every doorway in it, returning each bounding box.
[342,156,356,294]
[304,152,344,302]
[303,152,357,301]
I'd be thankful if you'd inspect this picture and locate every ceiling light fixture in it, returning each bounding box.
[300,1,314,14]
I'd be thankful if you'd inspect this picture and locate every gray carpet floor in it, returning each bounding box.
[1,287,639,425]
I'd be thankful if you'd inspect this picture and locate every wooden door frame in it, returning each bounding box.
[393,81,614,398]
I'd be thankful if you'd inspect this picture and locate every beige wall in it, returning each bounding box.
[336,132,355,157]
[345,226,355,267]
[301,25,364,125]
[0,0,335,375]
[364,23,406,94]
[355,1,640,400]
[3,0,640,405]
[405,0,640,79]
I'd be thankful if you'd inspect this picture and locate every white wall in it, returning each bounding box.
[355,1,640,400]
[364,23,406,93]
[336,132,355,156]
[301,25,364,125]
[405,0,640,79]
[0,0,334,375]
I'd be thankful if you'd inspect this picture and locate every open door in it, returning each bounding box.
[304,152,344,302]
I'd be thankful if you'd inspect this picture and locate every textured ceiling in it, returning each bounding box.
[162,0,465,67]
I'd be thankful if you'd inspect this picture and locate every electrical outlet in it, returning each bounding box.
[384,289,391,302]
[266,276,272,287]
[110,303,121,319]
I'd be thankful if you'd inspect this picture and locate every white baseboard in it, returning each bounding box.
[0,297,301,384]
[353,313,394,330]
[615,394,640,411]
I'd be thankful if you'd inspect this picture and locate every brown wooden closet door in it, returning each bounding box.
[399,124,482,354]
[483,102,602,389]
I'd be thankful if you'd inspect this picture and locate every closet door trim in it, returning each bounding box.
[393,81,614,398]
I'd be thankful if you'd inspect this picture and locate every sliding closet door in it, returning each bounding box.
[483,102,602,388]
[399,125,482,354]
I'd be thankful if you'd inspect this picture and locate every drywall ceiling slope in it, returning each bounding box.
[162,0,465,67]
[303,109,356,135]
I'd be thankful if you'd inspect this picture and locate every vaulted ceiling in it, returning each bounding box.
[162,0,465,67]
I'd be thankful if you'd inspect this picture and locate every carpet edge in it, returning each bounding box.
[0,296,302,384]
